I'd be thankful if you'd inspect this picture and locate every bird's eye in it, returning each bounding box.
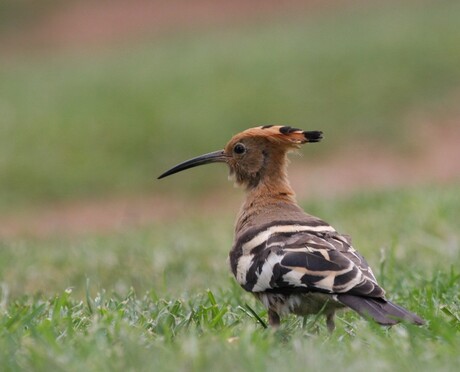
[233,143,246,155]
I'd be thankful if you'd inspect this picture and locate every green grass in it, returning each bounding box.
[1,0,460,209]
[1,185,459,370]
[1,275,459,372]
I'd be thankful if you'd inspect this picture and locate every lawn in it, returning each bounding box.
[1,185,459,370]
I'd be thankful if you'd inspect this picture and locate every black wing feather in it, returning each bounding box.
[257,231,385,298]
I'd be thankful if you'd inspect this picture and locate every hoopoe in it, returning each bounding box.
[158,125,424,331]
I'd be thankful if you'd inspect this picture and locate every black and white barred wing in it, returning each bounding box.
[278,239,384,297]
[231,222,425,326]
[234,227,385,298]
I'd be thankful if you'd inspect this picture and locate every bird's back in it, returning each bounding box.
[230,201,424,327]
[230,206,384,299]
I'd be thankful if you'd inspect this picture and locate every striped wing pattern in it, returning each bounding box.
[230,221,385,299]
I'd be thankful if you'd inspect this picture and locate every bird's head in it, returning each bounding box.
[158,125,323,189]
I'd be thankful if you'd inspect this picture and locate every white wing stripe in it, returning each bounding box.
[242,224,335,254]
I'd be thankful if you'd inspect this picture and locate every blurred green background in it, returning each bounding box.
[1,0,459,212]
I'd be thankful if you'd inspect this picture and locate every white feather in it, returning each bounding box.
[242,224,335,254]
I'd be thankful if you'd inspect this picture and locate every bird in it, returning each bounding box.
[158,125,425,331]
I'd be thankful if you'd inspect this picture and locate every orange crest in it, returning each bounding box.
[233,125,323,147]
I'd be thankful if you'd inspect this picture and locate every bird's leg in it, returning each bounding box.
[326,313,336,333]
[268,309,281,328]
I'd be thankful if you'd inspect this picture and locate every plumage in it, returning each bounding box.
[159,125,425,331]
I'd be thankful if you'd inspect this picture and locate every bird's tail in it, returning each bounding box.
[337,294,425,326]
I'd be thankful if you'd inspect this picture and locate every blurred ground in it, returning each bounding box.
[1,0,459,238]
[1,0,361,54]
[1,110,459,239]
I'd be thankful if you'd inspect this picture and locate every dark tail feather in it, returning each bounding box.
[337,294,425,326]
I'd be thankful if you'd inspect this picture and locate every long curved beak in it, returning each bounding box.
[158,150,227,179]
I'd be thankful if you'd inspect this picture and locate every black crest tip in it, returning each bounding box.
[303,131,323,143]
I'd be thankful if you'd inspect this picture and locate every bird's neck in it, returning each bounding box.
[235,169,301,234]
